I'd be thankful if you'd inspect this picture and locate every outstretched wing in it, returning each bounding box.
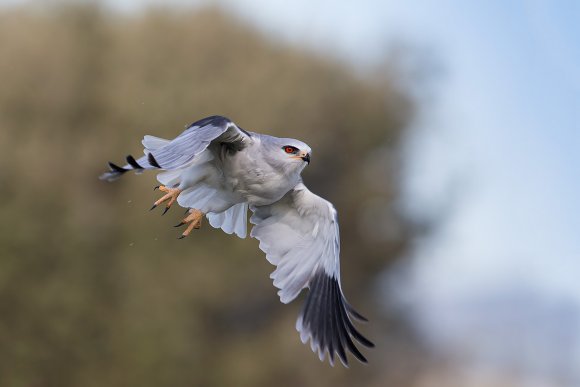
[100,115,251,181]
[250,183,374,366]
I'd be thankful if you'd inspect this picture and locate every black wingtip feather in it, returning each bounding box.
[99,161,129,181]
[147,152,162,168]
[298,270,373,366]
[345,301,369,322]
[329,277,349,366]
[126,155,143,169]
[108,162,128,173]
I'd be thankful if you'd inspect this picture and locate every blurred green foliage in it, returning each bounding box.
[0,3,425,387]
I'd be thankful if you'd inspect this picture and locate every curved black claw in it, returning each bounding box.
[149,204,157,211]
[162,206,170,216]
[174,222,185,228]
[153,185,160,191]
[177,235,186,240]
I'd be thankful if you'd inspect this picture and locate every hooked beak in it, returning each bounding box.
[291,151,311,164]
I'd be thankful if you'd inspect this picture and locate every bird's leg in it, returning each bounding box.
[150,185,181,215]
[175,209,204,239]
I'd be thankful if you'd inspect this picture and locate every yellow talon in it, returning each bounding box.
[177,209,204,239]
[150,185,181,214]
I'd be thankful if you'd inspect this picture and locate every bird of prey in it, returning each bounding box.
[100,115,373,366]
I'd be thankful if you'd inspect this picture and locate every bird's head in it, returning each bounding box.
[266,137,311,174]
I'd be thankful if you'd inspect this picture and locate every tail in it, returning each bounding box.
[99,136,170,182]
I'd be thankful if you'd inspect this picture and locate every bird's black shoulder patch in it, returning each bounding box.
[186,115,231,129]
[237,126,251,137]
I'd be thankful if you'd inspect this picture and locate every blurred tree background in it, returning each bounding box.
[0,2,429,386]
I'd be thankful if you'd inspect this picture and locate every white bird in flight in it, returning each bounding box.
[100,115,373,366]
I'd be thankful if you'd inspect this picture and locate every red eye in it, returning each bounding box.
[284,146,296,154]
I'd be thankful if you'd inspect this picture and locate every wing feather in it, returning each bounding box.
[250,183,373,366]
[207,202,248,238]
[149,115,249,169]
[100,115,250,181]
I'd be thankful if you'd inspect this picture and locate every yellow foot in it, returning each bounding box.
[150,185,181,215]
[175,208,204,239]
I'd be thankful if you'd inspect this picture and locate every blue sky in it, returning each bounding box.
[397,1,580,299]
